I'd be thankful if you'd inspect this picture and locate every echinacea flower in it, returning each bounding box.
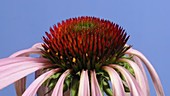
[0,16,164,96]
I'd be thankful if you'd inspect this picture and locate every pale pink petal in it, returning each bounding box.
[9,48,42,57]
[132,56,150,96]
[90,71,97,96]
[0,61,50,78]
[132,56,146,75]
[78,70,85,96]
[0,57,48,67]
[119,58,148,96]
[0,63,52,89]
[11,54,46,96]
[85,70,90,96]
[126,48,165,96]
[10,43,43,57]
[22,68,60,96]
[51,69,72,96]
[110,64,144,96]
[1,58,30,96]
[5,57,48,96]
[78,70,90,96]
[35,70,51,96]
[31,43,43,49]
[90,70,102,96]
[6,43,44,95]
[15,77,26,96]
[35,70,70,96]
[125,92,130,96]
[103,66,126,96]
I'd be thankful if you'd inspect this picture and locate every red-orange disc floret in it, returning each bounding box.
[42,16,130,72]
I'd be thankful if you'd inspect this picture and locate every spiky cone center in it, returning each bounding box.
[42,16,130,72]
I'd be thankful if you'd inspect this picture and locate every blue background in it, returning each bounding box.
[0,0,169,95]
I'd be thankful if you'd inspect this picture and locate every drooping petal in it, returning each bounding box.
[102,66,126,96]
[9,43,44,96]
[51,69,72,96]
[85,70,90,96]
[133,56,147,76]
[78,70,85,96]
[22,68,60,96]
[0,60,50,77]
[132,56,150,96]
[15,77,26,96]
[0,57,47,67]
[31,43,43,49]
[78,70,90,96]
[90,70,102,96]
[35,70,51,96]
[126,48,165,96]
[10,43,43,57]
[109,64,144,96]
[119,58,148,96]
[0,62,52,89]
[9,48,42,57]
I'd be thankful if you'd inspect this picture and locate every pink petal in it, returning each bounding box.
[78,70,85,96]
[125,92,130,96]
[119,58,148,96]
[5,43,44,95]
[9,48,42,57]
[85,70,90,96]
[90,70,102,96]
[0,57,48,95]
[22,68,60,96]
[0,57,47,67]
[51,69,72,96]
[0,61,51,78]
[78,70,90,96]
[35,70,52,96]
[15,77,26,96]
[15,57,47,96]
[109,64,144,96]
[103,66,126,96]
[31,43,43,49]
[126,48,165,96]
[10,43,43,57]
[132,56,150,96]
[133,56,146,75]
[0,62,52,89]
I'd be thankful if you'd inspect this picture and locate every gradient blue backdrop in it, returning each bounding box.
[0,0,169,95]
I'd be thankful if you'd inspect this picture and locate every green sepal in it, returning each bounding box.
[118,61,135,76]
[44,72,62,89]
[63,74,72,92]
[97,71,112,96]
[116,68,130,92]
[98,76,105,96]
[70,75,79,96]
[103,79,113,96]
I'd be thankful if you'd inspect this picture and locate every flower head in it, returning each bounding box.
[42,16,130,72]
[0,16,164,96]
